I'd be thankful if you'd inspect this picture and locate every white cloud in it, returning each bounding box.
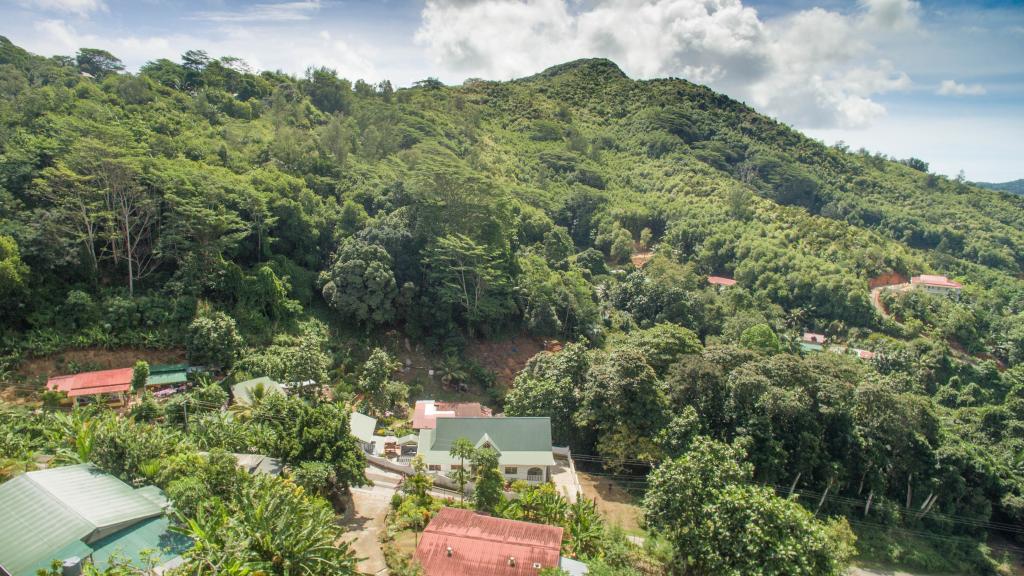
[415,0,920,129]
[18,0,106,17]
[860,0,920,31]
[24,18,381,81]
[937,79,986,96]
[189,1,321,23]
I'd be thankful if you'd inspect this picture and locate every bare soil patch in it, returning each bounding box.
[17,348,186,380]
[465,334,545,388]
[577,470,643,534]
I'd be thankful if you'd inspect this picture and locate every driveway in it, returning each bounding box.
[550,460,581,503]
[339,467,403,575]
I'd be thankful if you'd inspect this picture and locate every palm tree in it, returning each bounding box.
[449,437,475,503]
[564,497,605,558]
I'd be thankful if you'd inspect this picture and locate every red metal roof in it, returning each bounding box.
[707,276,737,286]
[47,368,133,398]
[911,274,962,289]
[415,508,563,576]
[413,400,493,429]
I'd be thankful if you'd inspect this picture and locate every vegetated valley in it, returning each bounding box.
[1,36,1023,576]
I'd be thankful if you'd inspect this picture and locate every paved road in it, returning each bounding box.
[339,467,403,576]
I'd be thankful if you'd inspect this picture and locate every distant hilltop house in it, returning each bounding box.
[707,275,737,289]
[911,274,962,296]
[800,332,827,353]
[0,464,190,576]
[418,417,556,484]
[46,368,134,407]
[415,507,587,576]
[413,400,493,430]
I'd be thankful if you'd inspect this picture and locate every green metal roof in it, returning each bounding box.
[145,371,188,387]
[150,364,189,373]
[0,464,167,576]
[90,516,191,572]
[350,411,377,444]
[231,376,286,406]
[418,417,555,467]
[0,474,92,576]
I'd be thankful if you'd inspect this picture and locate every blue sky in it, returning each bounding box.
[3,0,1022,182]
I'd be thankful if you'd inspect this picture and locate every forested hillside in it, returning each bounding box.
[2,36,1024,575]
[976,179,1024,196]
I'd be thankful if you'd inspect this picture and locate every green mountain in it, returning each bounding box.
[975,178,1024,195]
[1,38,1023,574]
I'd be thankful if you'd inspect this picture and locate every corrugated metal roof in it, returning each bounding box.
[349,411,377,444]
[0,465,166,576]
[145,371,188,387]
[418,418,555,467]
[47,368,133,398]
[560,556,590,575]
[28,464,163,532]
[413,400,493,429]
[415,508,563,576]
[90,516,191,572]
[0,475,92,576]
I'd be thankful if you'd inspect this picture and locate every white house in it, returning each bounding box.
[910,274,962,297]
[417,417,556,484]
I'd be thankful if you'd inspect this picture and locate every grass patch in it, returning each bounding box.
[852,522,1008,575]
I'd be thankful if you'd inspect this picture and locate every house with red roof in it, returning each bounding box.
[413,400,493,430]
[415,507,582,576]
[911,274,962,297]
[707,276,737,289]
[46,368,134,406]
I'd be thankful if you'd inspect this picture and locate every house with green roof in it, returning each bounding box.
[417,417,556,484]
[350,411,378,454]
[231,376,287,406]
[144,364,190,389]
[0,464,190,576]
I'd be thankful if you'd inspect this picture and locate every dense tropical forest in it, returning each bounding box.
[1,35,1024,575]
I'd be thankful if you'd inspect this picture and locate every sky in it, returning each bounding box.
[2,0,1022,182]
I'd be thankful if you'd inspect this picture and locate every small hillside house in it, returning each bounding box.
[350,411,378,454]
[911,274,962,296]
[417,417,555,483]
[413,400,493,430]
[706,276,737,290]
[46,368,134,406]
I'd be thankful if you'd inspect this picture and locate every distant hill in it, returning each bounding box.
[974,179,1024,195]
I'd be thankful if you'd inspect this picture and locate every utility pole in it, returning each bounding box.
[183,398,189,433]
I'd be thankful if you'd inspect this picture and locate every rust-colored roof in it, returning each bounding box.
[911,274,962,289]
[413,400,493,429]
[47,368,133,398]
[415,508,563,576]
[802,332,826,344]
[707,276,737,286]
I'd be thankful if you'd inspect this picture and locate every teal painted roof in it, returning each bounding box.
[90,516,191,572]
[350,411,377,444]
[231,376,285,406]
[0,464,166,576]
[419,417,555,467]
[145,371,188,387]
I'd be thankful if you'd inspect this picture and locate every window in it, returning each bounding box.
[428,464,441,471]
[450,464,462,470]
[504,467,518,475]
